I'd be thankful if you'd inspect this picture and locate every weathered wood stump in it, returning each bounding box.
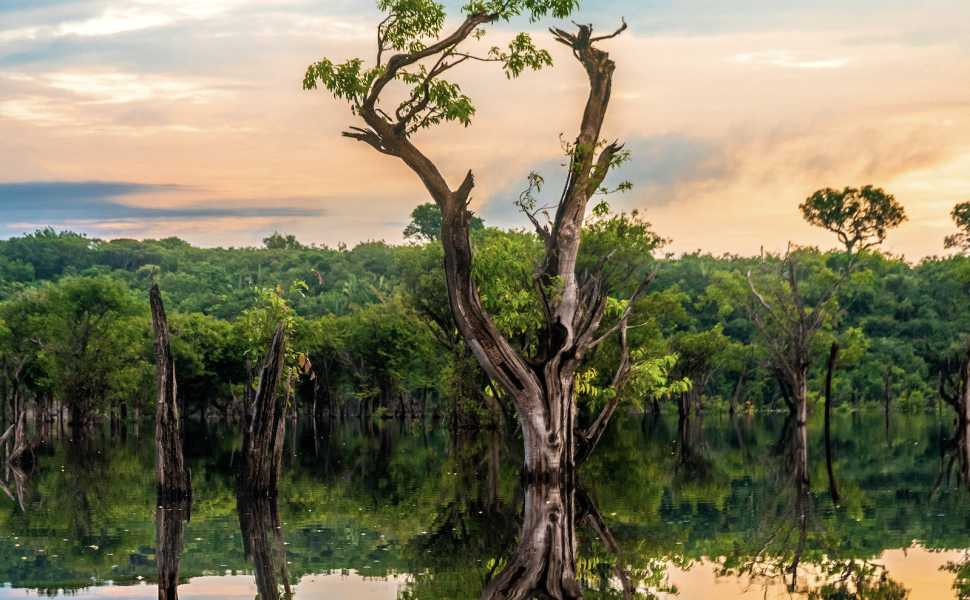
[150,282,190,501]
[238,321,289,496]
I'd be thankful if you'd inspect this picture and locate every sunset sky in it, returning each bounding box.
[0,0,967,258]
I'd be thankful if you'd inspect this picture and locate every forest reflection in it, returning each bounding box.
[1,414,970,599]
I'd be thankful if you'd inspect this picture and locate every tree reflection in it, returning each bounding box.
[156,497,190,600]
[236,492,293,600]
[721,421,909,599]
[477,473,674,600]
[479,476,583,600]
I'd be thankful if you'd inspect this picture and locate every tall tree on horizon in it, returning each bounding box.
[799,185,907,253]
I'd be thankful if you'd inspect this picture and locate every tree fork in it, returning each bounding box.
[317,16,633,476]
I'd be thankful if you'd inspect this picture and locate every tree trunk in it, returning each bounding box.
[824,343,840,504]
[150,283,190,501]
[343,21,633,477]
[730,363,748,415]
[238,322,288,496]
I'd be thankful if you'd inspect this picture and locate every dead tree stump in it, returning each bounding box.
[150,282,190,501]
[238,322,289,496]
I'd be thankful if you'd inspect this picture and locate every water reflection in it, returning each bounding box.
[156,497,190,600]
[719,420,911,599]
[237,493,292,600]
[480,477,583,600]
[1,414,970,598]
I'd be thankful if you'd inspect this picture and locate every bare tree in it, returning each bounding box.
[306,4,665,476]
[714,248,846,428]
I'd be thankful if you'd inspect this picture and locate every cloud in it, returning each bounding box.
[731,51,854,69]
[0,0,258,42]
[0,181,324,234]
[478,132,728,227]
[6,71,220,104]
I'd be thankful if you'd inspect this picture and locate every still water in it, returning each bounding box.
[1,412,969,599]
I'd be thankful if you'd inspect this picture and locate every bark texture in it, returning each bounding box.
[238,322,289,496]
[331,18,639,477]
[150,283,189,500]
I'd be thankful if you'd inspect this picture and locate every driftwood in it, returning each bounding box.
[150,282,190,501]
[238,322,289,496]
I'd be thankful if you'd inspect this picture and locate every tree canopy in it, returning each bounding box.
[799,185,907,253]
[945,201,970,253]
[404,202,483,241]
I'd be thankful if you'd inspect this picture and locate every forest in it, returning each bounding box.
[2,1,970,596]
[1,192,968,432]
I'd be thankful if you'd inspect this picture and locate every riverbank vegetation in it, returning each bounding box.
[0,203,967,429]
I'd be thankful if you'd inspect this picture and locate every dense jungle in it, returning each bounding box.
[0,205,967,430]
[3,0,970,598]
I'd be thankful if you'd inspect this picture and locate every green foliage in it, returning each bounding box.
[471,228,548,345]
[799,185,907,252]
[403,202,483,242]
[488,32,553,79]
[240,281,312,384]
[0,217,967,422]
[0,276,145,421]
[303,0,577,135]
[262,231,304,250]
[944,201,970,252]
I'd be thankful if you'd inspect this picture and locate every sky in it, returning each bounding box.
[0,0,967,258]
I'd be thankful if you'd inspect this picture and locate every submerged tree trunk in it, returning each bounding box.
[150,283,190,501]
[238,322,288,496]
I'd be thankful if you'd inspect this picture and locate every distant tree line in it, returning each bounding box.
[1,188,970,430]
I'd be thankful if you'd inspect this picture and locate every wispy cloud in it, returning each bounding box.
[42,72,217,104]
[0,0,256,41]
[731,50,854,68]
[0,181,324,228]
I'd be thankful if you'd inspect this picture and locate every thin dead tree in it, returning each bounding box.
[306,3,662,476]
[238,322,289,496]
[934,341,970,493]
[823,342,840,504]
[237,493,293,600]
[741,249,846,427]
[156,496,191,600]
[150,280,190,501]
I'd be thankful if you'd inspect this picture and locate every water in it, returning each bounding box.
[1,411,969,599]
